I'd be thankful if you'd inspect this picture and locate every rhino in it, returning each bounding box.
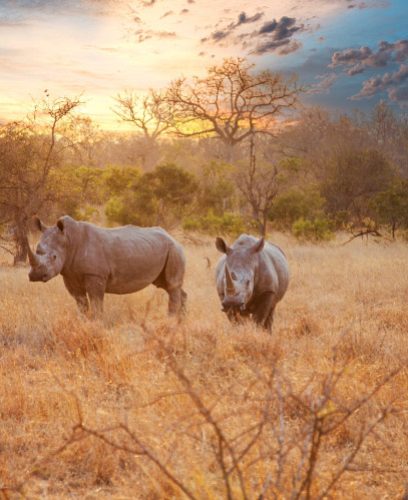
[215,234,289,331]
[27,215,187,317]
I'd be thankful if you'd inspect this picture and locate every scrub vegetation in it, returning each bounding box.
[0,236,407,498]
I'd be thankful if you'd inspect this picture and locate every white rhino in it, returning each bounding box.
[27,216,186,317]
[215,234,289,331]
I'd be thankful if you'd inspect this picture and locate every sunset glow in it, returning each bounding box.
[0,0,406,128]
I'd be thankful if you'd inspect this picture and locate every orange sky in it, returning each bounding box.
[0,0,404,129]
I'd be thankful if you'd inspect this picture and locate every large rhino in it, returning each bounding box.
[215,234,289,331]
[27,216,187,317]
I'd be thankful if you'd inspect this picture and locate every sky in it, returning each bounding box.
[0,0,407,129]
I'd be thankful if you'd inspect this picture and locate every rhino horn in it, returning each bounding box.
[225,265,235,295]
[26,239,38,267]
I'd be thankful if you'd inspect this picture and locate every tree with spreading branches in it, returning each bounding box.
[164,57,301,160]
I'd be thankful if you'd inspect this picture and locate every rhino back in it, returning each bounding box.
[65,223,178,294]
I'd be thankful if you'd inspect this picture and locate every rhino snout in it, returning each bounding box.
[222,297,246,311]
[28,269,49,282]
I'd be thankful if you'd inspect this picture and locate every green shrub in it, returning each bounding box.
[269,188,326,229]
[292,217,334,242]
[183,211,247,236]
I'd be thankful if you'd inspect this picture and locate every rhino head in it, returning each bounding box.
[27,216,70,283]
[215,236,264,312]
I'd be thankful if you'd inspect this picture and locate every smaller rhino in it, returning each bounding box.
[215,234,289,332]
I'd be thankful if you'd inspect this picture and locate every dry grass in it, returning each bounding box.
[0,234,408,498]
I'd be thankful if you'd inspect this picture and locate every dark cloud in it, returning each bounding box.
[180,8,189,14]
[235,11,263,26]
[331,40,408,75]
[259,20,277,34]
[352,64,408,99]
[201,11,264,45]
[209,30,229,42]
[252,16,303,55]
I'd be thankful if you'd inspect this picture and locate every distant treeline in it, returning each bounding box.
[1,58,408,264]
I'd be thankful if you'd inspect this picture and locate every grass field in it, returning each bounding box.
[0,233,407,499]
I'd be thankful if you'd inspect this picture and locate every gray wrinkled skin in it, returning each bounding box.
[215,234,289,332]
[28,216,187,318]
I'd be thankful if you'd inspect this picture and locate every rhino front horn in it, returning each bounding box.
[225,265,235,295]
[26,239,38,266]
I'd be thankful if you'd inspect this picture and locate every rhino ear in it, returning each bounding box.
[252,237,265,253]
[32,216,47,232]
[57,219,64,232]
[215,237,230,254]
[57,215,75,234]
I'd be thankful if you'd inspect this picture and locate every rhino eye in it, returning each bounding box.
[246,279,250,286]
[52,254,57,261]
[231,271,237,280]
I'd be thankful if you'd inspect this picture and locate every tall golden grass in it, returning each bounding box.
[0,234,407,498]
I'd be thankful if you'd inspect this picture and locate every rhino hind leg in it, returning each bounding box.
[154,244,186,316]
[75,295,90,314]
[84,274,106,318]
[167,288,186,316]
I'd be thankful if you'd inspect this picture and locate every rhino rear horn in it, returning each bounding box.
[32,216,48,232]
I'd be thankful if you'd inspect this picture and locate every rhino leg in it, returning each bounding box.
[63,276,89,314]
[160,244,186,316]
[167,288,186,316]
[252,292,278,332]
[264,305,277,333]
[84,275,106,318]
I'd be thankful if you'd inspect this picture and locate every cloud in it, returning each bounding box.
[235,11,264,26]
[252,16,304,55]
[306,73,338,94]
[160,10,173,18]
[346,0,389,9]
[279,40,303,55]
[352,64,408,99]
[330,40,408,75]
[388,86,408,104]
[201,10,264,45]
[134,29,177,43]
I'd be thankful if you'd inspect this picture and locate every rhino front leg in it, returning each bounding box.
[84,275,106,318]
[252,292,278,332]
[63,276,89,314]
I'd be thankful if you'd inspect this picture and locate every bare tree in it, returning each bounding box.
[165,57,301,161]
[0,95,81,264]
[235,134,286,236]
[113,90,172,169]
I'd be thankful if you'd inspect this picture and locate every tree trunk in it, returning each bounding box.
[13,221,29,265]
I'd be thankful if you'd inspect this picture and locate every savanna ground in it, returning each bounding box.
[0,233,408,499]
